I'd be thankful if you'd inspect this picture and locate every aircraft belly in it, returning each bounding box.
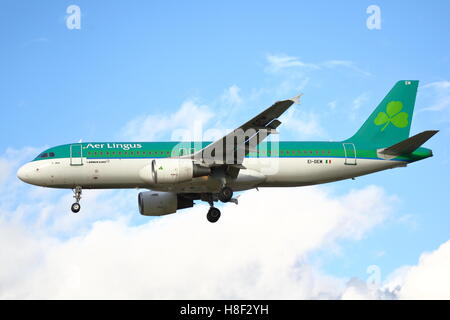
[44,157,406,191]
[46,158,148,188]
[245,157,404,187]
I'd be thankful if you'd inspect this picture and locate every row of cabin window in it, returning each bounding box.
[39,152,55,158]
[87,151,171,156]
[279,150,332,155]
[249,150,333,155]
[85,150,334,156]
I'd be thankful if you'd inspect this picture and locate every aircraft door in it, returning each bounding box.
[70,144,83,166]
[343,143,357,165]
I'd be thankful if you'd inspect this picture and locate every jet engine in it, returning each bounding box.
[138,191,194,216]
[140,159,210,184]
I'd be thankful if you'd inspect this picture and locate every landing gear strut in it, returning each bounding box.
[71,186,82,213]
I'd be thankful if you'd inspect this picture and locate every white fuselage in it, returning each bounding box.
[17,156,406,193]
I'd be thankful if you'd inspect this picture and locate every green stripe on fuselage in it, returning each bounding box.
[32,141,432,163]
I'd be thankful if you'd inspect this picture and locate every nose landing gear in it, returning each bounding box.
[71,202,81,213]
[71,186,82,213]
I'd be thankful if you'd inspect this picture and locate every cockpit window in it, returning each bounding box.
[49,152,55,157]
[39,153,48,158]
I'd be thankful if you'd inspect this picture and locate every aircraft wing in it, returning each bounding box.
[191,94,302,168]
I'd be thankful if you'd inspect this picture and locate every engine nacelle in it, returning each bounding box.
[152,159,193,184]
[139,159,211,184]
[138,191,194,216]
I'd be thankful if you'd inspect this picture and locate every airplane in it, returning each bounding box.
[17,80,437,223]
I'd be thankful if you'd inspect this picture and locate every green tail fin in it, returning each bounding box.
[346,80,419,147]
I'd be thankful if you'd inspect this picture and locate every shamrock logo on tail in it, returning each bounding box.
[374,101,409,131]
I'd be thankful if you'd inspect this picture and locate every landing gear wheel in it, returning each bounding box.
[71,186,82,213]
[207,207,221,223]
[71,202,81,213]
[218,186,233,203]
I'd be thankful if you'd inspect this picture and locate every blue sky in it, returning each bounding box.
[1,1,450,298]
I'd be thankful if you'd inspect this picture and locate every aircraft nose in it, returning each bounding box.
[17,163,32,183]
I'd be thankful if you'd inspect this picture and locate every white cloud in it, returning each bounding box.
[0,182,393,299]
[274,77,310,97]
[423,81,450,90]
[121,100,214,141]
[221,84,242,106]
[421,81,450,112]
[352,93,369,111]
[327,100,337,110]
[341,239,450,300]
[263,54,370,107]
[340,278,398,300]
[0,158,10,185]
[385,240,450,299]
[323,60,371,76]
[281,107,326,139]
[265,54,370,77]
[265,54,320,73]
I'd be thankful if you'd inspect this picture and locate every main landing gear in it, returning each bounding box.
[218,186,233,203]
[71,186,82,213]
[207,207,221,223]
[204,186,236,223]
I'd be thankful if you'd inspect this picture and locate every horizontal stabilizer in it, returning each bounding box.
[380,130,438,156]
